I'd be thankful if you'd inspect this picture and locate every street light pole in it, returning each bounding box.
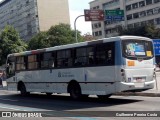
[74,15,84,43]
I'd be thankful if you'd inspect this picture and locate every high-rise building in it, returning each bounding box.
[0,0,70,40]
[90,0,160,39]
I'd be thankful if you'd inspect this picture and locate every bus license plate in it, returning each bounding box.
[134,82,144,87]
[134,77,145,87]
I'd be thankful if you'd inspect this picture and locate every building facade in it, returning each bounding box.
[90,0,160,39]
[0,0,70,40]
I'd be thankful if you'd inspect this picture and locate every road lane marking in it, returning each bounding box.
[0,103,47,111]
[71,117,98,120]
[0,98,18,102]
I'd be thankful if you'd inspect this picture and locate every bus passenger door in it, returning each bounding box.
[6,57,17,89]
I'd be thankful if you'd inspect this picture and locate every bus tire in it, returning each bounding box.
[69,82,81,99]
[46,93,52,96]
[97,94,112,100]
[19,83,29,96]
[81,94,89,99]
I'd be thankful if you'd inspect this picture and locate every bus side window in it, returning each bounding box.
[106,50,112,65]
[96,42,115,66]
[28,55,38,70]
[75,47,88,66]
[96,45,106,65]
[105,43,115,65]
[41,52,55,68]
[56,50,72,68]
[16,56,26,70]
[65,50,72,67]
[87,47,94,65]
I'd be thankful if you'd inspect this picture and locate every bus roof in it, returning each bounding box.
[8,36,152,57]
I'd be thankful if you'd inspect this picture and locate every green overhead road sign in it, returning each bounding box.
[105,10,124,21]
[105,10,124,16]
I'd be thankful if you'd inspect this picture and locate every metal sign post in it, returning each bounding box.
[74,9,104,43]
[74,15,84,43]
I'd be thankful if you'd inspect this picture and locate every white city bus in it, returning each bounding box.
[5,36,155,99]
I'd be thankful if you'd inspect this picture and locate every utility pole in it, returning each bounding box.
[74,15,84,43]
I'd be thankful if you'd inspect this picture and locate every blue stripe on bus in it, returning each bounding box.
[115,41,124,65]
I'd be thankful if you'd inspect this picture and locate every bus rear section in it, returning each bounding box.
[117,38,155,92]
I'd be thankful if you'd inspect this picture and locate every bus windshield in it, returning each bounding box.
[122,40,154,60]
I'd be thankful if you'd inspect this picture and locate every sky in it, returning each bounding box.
[68,0,92,35]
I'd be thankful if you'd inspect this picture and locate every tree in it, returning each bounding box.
[0,25,27,65]
[28,31,50,50]
[82,32,95,41]
[28,23,84,50]
[118,24,160,39]
[48,23,84,47]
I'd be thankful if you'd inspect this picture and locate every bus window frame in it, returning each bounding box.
[8,41,116,72]
[122,39,154,60]
[40,52,55,69]
[16,56,26,71]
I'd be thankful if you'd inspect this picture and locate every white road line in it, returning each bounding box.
[0,98,18,102]
[0,106,25,111]
[0,103,47,111]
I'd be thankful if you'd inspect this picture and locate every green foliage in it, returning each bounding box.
[0,25,27,65]
[28,23,84,50]
[118,24,160,39]
[28,32,50,50]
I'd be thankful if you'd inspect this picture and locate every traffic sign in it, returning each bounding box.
[105,16,124,21]
[84,9,104,21]
[105,10,124,16]
[105,10,124,21]
[153,39,160,55]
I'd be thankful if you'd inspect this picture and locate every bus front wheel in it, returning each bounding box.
[97,94,112,100]
[19,83,29,96]
[69,83,81,99]
[46,93,52,96]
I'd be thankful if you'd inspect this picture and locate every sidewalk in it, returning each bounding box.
[115,72,160,97]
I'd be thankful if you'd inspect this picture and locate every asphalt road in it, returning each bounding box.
[0,90,159,120]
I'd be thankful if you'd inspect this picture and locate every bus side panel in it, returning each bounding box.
[83,66,115,95]
[85,66,115,82]
[19,68,85,93]
[54,68,85,93]
[16,71,48,92]
[7,77,17,91]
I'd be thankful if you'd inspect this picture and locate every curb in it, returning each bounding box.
[114,92,160,97]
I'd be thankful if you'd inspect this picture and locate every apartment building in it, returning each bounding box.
[90,0,160,39]
[0,0,70,40]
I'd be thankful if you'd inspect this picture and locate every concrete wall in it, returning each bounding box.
[37,0,70,31]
